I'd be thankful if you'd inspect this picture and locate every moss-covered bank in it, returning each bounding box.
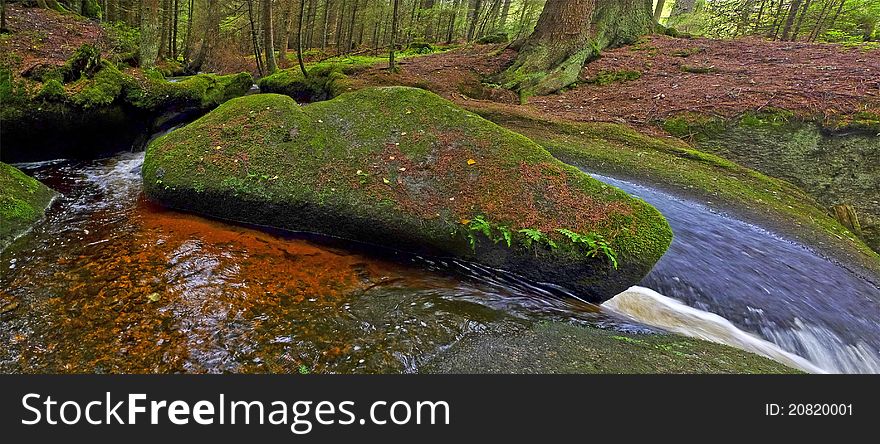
[143,87,673,302]
[0,163,56,250]
[1,45,253,162]
[423,321,799,374]
[663,111,880,255]
[470,104,879,278]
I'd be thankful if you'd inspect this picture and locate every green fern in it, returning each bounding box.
[470,215,493,238]
[518,228,545,249]
[556,229,618,269]
[498,226,513,248]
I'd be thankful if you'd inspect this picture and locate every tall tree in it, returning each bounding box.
[654,0,666,21]
[497,0,654,97]
[264,0,279,73]
[466,0,482,41]
[140,0,162,68]
[389,0,400,70]
[791,0,814,39]
[1,0,7,32]
[297,0,308,76]
[499,0,512,31]
[781,0,804,40]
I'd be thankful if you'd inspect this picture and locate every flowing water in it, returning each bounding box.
[1,152,878,373]
[0,153,644,374]
[595,174,880,374]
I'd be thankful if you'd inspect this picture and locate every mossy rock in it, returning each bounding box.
[469,103,880,276]
[0,163,56,250]
[423,321,799,374]
[0,50,253,162]
[475,33,509,44]
[143,87,673,302]
[663,111,880,255]
[258,65,349,103]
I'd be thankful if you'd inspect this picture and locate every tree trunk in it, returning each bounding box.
[781,0,803,41]
[346,0,359,52]
[466,0,482,41]
[190,0,221,72]
[171,0,179,59]
[297,0,308,76]
[389,0,400,71]
[336,0,347,53]
[140,0,161,68]
[808,0,832,41]
[446,0,462,43]
[499,0,512,30]
[497,0,653,98]
[183,0,195,63]
[1,0,7,32]
[653,0,666,21]
[791,0,813,40]
[278,0,294,63]
[321,0,331,49]
[264,0,279,73]
[423,0,436,40]
[247,0,265,76]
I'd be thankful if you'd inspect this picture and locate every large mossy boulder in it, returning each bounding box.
[0,163,56,250]
[143,87,673,301]
[1,47,254,162]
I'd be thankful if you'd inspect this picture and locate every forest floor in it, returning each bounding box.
[0,5,105,77]
[352,35,880,132]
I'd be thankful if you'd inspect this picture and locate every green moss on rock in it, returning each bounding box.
[0,163,56,250]
[663,111,880,255]
[423,321,799,374]
[143,87,673,302]
[258,65,349,102]
[1,47,254,161]
[470,104,879,274]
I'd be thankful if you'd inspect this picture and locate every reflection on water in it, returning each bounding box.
[1,153,634,374]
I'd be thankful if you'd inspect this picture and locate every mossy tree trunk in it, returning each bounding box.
[497,0,653,99]
[140,0,161,69]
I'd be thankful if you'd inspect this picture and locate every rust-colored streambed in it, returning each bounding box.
[1,152,632,373]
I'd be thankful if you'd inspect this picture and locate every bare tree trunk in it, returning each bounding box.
[305,0,317,47]
[807,0,830,41]
[171,0,179,58]
[264,0,279,73]
[183,0,195,63]
[446,0,462,43]
[297,0,308,76]
[466,0,482,41]
[336,0,347,53]
[791,0,813,40]
[781,0,803,41]
[499,0,512,31]
[346,0,359,52]
[278,0,294,63]
[1,0,7,32]
[653,0,666,21]
[321,0,331,49]
[423,0,436,40]
[140,0,161,68]
[389,0,400,71]
[247,0,265,76]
